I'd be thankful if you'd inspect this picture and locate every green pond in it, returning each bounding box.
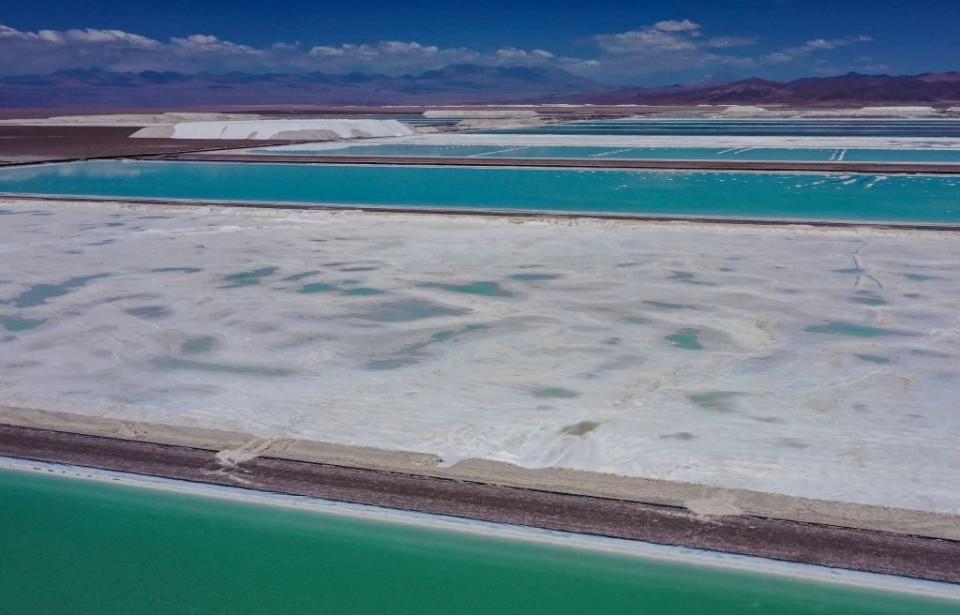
[1,160,959,223]
[0,468,955,614]
[258,143,960,164]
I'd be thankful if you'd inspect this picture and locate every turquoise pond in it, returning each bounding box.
[1,160,958,223]
[1,468,957,615]
[258,144,960,164]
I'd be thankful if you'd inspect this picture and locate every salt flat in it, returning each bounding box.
[1,199,958,513]
[132,118,415,140]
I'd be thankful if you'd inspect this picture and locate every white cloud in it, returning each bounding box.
[169,34,262,61]
[0,25,172,74]
[0,22,877,85]
[804,35,872,50]
[0,24,568,76]
[653,19,701,33]
[0,24,159,48]
[593,25,700,54]
[703,36,758,49]
[66,28,161,47]
[303,40,562,74]
[761,35,872,64]
[579,20,753,81]
[496,47,555,60]
[574,19,873,82]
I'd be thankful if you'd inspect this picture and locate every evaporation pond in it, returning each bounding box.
[1,160,959,223]
[0,468,955,615]
[260,144,960,164]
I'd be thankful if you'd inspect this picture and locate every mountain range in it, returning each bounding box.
[0,65,596,107]
[1,65,959,107]
[571,72,960,105]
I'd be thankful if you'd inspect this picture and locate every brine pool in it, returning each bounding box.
[1,465,956,615]
[1,160,959,223]
[255,143,960,164]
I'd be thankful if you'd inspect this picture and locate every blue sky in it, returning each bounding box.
[2,0,958,84]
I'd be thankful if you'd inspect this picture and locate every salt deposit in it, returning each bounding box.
[2,199,959,514]
[453,118,545,130]
[692,107,947,119]
[792,107,944,118]
[424,109,539,119]
[856,106,938,117]
[132,119,415,141]
[720,106,773,116]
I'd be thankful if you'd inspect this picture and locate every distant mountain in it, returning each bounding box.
[3,68,958,107]
[567,72,960,105]
[0,64,599,107]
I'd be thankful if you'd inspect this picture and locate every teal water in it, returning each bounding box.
[2,161,958,223]
[264,144,510,157]
[0,468,956,614]
[484,119,960,137]
[259,144,960,164]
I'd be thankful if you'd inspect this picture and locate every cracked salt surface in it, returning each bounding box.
[1,199,959,513]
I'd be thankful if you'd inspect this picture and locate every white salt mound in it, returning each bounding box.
[453,118,545,130]
[132,119,415,141]
[423,109,539,119]
[856,106,937,117]
[720,105,772,116]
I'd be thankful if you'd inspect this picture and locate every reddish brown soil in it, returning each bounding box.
[0,125,286,163]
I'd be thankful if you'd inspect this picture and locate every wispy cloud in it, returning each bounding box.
[570,21,872,82]
[591,19,707,55]
[762,35,873,64]
[651,19,702,33]
[0,24,566,76]
[0,22,875,84]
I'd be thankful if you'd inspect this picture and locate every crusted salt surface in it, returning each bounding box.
[1,200,959,513]
[133,119,415,141]
[423,110,539,118]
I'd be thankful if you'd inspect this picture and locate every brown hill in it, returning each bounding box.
[573,72,960,105]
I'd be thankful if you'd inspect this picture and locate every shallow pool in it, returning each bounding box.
[1,160,958,223]
[257,143,960,164]
[1,468,955,615]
